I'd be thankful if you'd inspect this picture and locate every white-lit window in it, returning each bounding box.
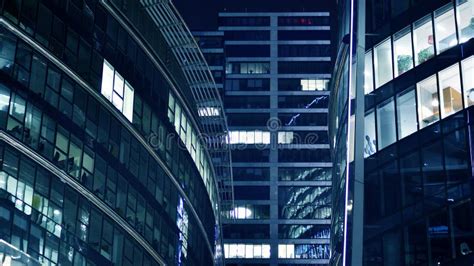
[300,79,329,91]
[376,98,396,149]
[278,131,294,144]
[227,130,271,144]
[438,63,462,118]
[364,51,374,94]
[278,244,295,259]
[364,111,376,157]
[462,56,474,107]
[262,131,270,144]
[456,0,474,43]
[393,28,413,77]
[414,15,435,66]
[417,75,439,128]
[434,4,458,54]
[198,107,220,117]
[397,89,418,139]
[101,60,134,122]
[374,38,393,88]
[224,244,271,259]
[101,61,114,101]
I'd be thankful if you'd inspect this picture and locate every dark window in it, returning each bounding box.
[225,96,269,108]
[278,45,331,57]
[219,16,270,26]
[225,31,270,40]
[233,167,270,181]
[234,186,270,200]
[278,167,331,181]
[224,224,270,239]
[278,30,330,40]
[278,16,330,26]
[226,45,270,57]
[278,61,331,74]
[278,95,328,108]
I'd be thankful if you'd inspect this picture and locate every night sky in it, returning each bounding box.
[173,0,334,30]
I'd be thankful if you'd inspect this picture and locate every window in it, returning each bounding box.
[456,0,474,43]
[377,98,396,149]
[228,205,270,219]
[278,244,295,259]
[100,60,134,122]
[278,244,330,259]
[228,130,270,144]
[364,111,376,157]
[393,27,413,77]
[226,62,270,74]
[434,4,458,54]
[224,244,270,259]
[198,107,220,117]
[278,131,294,144]
[397,89,417,139]
[438,63,462,118]
[413,16,435,65]
[462,56,474,107]
[374,38,393,87]
[300,79,329,91]
[364,51,374,94]
[417,75,439,128]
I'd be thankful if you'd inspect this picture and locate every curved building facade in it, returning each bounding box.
[330,0,474,265]
[0,0,230,265]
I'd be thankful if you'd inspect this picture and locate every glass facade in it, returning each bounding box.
[196,11,332,265]
[330,0,474,264]
[0,0,226,265]
[365,1,474,93]
[364,56,474,149]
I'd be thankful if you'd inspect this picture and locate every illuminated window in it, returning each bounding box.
[438,63,462,118]
[100,60,134,122]
[278,131,294,144]
[300,79,329,91]
[456,0,474,43]
[364,111,377,157]
[374,38,393,88]
[227,130,270,144]
[462,56,474,108]
[198,107,220,117]
[393,28,413,77]
[278,244,295,258]
[364,51,374,94]
[414,15,435,66]
[224,244,271,259]
[417,75,439,128]
[434,4,458,54]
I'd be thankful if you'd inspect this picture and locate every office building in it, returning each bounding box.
[195,10,333,265]
[329,0,474,264]
[0,0,231,265]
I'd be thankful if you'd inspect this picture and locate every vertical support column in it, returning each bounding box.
[269,14,279,265]
[351,0,366,264]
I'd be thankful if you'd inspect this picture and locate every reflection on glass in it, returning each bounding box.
[377,98,396,149]
[394,27,414,77]
[438,63,462,118]
[374,38,393,88]
[397,89,418,139]
[462,56,474,107]
[364,111,376,157]
[456,0,474,43]
[364,51,374,94]
[435,4,458,54]
[417,75,439,128]
[414,16,435,65]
